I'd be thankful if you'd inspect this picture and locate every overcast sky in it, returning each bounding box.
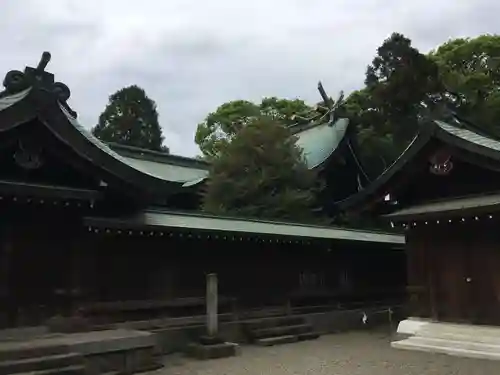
[2,0,499,156]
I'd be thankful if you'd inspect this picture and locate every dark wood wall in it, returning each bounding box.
[406,220,500,325]
[84,234,405,304]
[0,206,85,327]
[0,205,406,327]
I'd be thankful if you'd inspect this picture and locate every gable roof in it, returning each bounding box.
[0,53,363,197]
[337,117,500,212]
[0,53,203,198]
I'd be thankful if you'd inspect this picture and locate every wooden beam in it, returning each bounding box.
[317,81,333,108]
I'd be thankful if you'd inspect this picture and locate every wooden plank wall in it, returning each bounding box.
[407,219,500,325]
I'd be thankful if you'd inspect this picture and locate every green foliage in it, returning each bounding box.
[340,89,396,177]
[196,32,500,226]
[337,33,442,178]
[431,35,500,137]
[203,116,325,223]
[340,33,500,178]
[92,85,168,152]
[365,32,443,145]
[195,97,316,159]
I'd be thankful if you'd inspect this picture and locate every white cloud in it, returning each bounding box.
[1,0,498,156]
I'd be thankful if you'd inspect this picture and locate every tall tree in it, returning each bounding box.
[92,85,168,152]
[337,33,444,178]
[203,116,325,223]
[195,98,316,159]
[365,32,442,147]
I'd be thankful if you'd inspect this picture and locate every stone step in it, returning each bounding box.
[252,324,312,339]
[0,353,82,375]
[255,335,298,346]
[420,323,500,340]
[410,336,500,353]
[15,365,85,375]
[297,331,320,341]
[419,330,500,345]
[0,345,68,362]
[244,316,305,331]
[392,336,500,361]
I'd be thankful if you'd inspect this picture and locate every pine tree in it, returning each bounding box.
[92,85,168,152]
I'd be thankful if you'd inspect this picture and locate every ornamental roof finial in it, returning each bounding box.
[36,51,52,73]
[0,52,76,117]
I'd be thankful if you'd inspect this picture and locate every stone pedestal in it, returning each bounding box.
[186,341,240,360]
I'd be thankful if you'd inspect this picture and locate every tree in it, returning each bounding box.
[340,89,395,178]
[365,32,443,146]
[337,33,444,178]
[202,116,325,223]
[431,35,500,137]
[195,97,317,159]
[92,85,168,152]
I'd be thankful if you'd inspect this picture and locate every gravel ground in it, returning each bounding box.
[151,330,500,375]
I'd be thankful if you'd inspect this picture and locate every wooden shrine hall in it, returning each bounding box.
[0,53,405,330]
[337,113,500,359]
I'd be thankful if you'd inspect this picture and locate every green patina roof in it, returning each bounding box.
[85,209,405,245]
[296,118,349,169]
[60,103,209,184]
[119,156,207,183]
[122,117,351,187]
[435,120,500,151]
[180,117,351,187]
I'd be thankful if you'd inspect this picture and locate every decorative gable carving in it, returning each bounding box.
[429,149,453,176]
[13,140,44,170]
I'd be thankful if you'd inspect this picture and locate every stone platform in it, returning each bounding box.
[0,329,161,374]
[392,318,500,361]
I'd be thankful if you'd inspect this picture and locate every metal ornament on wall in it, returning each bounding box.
[0,52,76,118]
[429,149,453,176]
[14,141,44,170]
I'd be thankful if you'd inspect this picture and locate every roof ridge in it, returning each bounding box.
[108,142,210,168]
[142,207,402,235]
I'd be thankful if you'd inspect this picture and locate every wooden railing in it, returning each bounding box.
[80,287,405,328]
[79,296,236,325]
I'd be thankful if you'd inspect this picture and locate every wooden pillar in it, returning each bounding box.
[206,273,218,337]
